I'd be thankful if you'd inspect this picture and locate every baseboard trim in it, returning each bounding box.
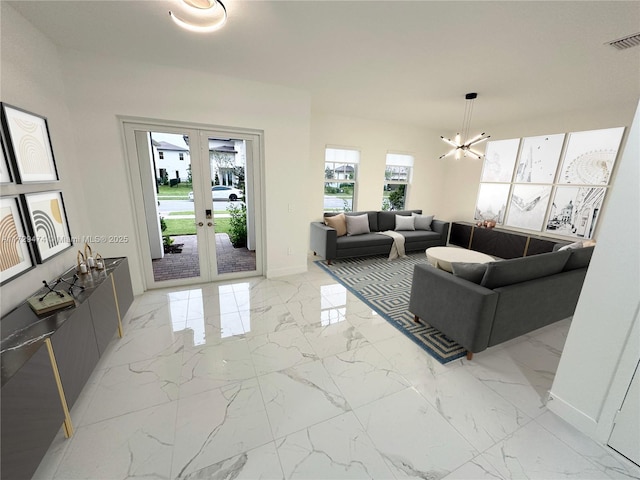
[266,264,307,278]
[546,390,599,438]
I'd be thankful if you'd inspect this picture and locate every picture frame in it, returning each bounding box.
[22,191,72,263]
[0,196,35,285]
[474,183,511,224]
[1,103,59,183]
[505,184,552,231]
[1,132,13,184]
[514,133,565,184]
[480,138,521,183]
[545,186,606,239]
[558,127,624,185]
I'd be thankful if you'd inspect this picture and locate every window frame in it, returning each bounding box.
[382,153,414,211]
[324,147,360,212]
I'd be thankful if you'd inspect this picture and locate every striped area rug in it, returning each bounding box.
[315,252,466,364]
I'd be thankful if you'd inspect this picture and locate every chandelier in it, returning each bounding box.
[169,0,228,33]
[439,92,490,160]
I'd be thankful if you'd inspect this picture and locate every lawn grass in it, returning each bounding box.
[158,184,193,199]
[163,217,231,236]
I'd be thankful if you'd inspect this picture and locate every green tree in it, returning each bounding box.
[325,166,334,179]
[388,185,406,210]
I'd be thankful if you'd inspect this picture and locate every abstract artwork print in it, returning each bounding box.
[1,103,58,183]
[23,191,72,262]
[0,196,34,284]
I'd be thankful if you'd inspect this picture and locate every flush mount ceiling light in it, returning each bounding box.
[169,0,228,33]
[440,92,490,160]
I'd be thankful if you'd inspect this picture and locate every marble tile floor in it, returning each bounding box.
[34,258,640,480]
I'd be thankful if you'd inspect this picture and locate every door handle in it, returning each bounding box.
[207,222,214,227]
[196,221,204,227]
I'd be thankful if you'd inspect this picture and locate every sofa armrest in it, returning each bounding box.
[431,220,450,245]
[310,222,337,261]
[409,263,498,353]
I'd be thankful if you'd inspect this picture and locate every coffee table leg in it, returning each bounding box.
[414,315,420,323]
[466,351,473,360]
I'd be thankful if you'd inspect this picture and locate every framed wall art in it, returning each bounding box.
[1,103,59,183]
[474,183,511,224]
[558,127,624,185]
[545,186,606,239]
[514,133,565,184]
[1,133,13,184]
[22,191,72,263]
[480,138,520,183]
[505,184,552,231]
[0,196,35,285]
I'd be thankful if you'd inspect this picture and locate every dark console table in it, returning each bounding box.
[449,222,571,259]
[0,257,133,480]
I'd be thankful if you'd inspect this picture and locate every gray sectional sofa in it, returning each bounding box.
[409,246,594,359]
[310,210,449,264]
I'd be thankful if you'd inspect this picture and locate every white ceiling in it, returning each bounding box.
[7,0,640,131]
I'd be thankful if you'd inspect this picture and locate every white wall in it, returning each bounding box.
[310,113,445,220]
[0,3,92,315]
[547,99,640,442]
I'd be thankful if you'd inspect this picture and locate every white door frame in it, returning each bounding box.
[120,116,265,291]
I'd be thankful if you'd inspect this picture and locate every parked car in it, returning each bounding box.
[188,186,244,202]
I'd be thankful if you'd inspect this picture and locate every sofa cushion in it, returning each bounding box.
[324,213,347,237]
[336,233,393,248]
[395,214,415,231]
[412,213,434,231]
[480,250,571,289]
[378,210,420,231]
[451,262,488,284]
[401,230,443,244]
[564,245,595,271]
[346,213,371,236]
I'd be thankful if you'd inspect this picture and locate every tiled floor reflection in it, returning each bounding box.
[35,258,640,480]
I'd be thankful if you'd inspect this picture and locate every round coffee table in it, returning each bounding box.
[425,246,495,273]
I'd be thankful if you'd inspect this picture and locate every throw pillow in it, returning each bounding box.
[412,213,434,231]
[324,213,347,237]
[451,262,488,284]
[558,241,583,251]
[345,213,371,236]
[395,214,415,231]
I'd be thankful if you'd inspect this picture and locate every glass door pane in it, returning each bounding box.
[149,132,202,283]
[207,136,256,275]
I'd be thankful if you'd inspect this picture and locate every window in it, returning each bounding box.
[324,147,359,212]
[382,153,413,210]
[179,153,184,161]
[158,151,164,160]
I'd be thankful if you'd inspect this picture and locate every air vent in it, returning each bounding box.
[607,32,640,50]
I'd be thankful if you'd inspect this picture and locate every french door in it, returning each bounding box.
[123,120,263,289]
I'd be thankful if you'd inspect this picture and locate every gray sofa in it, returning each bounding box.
[409,246,594,359]
[310,210,449,264]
